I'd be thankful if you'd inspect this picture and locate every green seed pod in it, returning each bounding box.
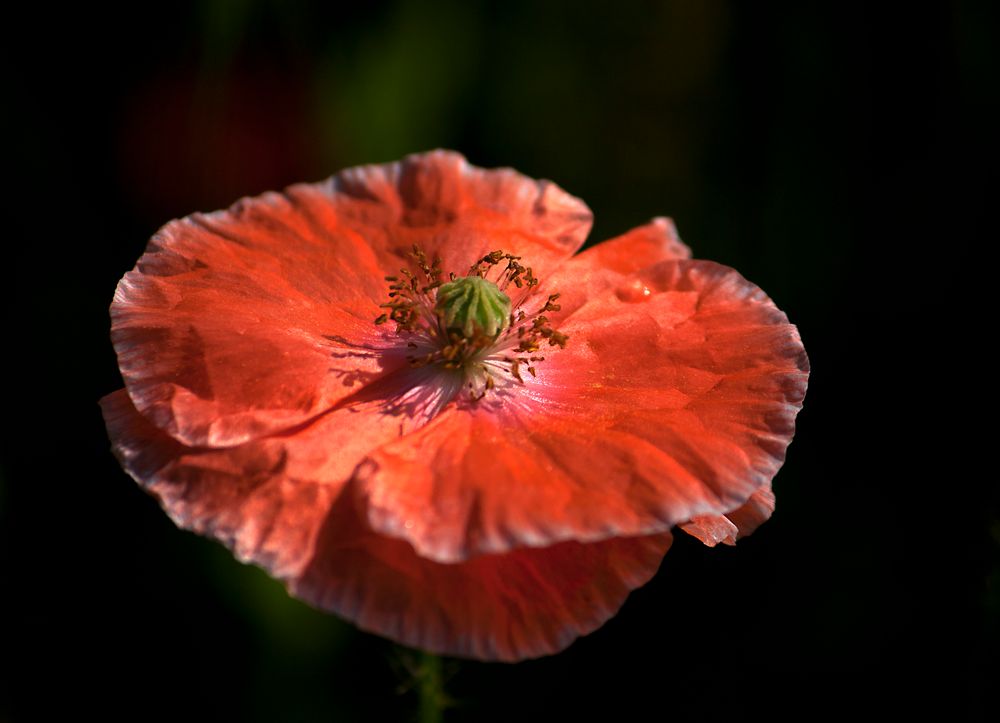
[435,276,512,338]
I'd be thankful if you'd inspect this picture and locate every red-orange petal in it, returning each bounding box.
[358,257,808,562]
[101,389,336,579]
[101,388,669,662]
[288,150,593,282]
[542,217,691,321]
[99,367,450,579]
[294,493,671,661]
[113,150,592,447]
[678,483,776,546]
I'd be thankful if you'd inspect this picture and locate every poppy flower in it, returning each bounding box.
[101,150,808,662]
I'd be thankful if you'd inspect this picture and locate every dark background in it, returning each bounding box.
[3,1,995,721]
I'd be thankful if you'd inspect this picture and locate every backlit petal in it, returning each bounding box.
[542,217,691,321]
[290,150,593,282]
[294,492,671,662]
[359,259,807,562]
[578,217,691,270]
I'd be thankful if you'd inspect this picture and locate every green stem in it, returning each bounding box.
[417,651,444,723]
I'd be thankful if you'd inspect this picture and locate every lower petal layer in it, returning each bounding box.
[102,389,338,579]
[100,370,449,579]
[101,388,669,662]
[359,259,808,562]
[294,492,671,661]
[678,483,776,547]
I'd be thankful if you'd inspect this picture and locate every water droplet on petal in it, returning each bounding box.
[615,278,653,303]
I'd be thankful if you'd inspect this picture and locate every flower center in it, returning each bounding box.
[376,246,568,400]
[435,275,512,339]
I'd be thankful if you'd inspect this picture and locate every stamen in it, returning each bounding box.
[374,246,569,401]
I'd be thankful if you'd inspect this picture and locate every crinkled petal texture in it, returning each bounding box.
[101,389,671,661]
[294,499,671,661]
[112,150,592,448]
[359,259,808,563]
[104,151,808,661]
